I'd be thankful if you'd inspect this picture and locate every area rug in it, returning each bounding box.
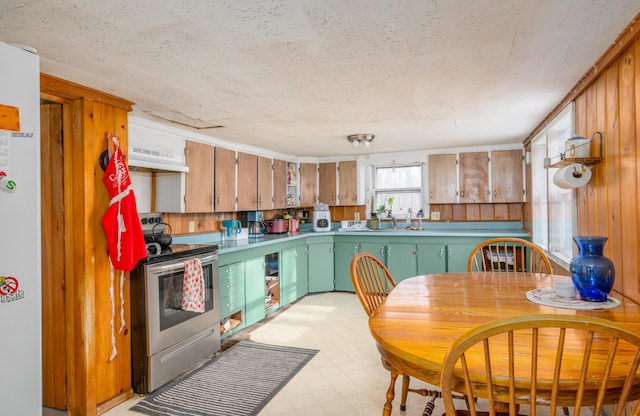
[131,340,319,416]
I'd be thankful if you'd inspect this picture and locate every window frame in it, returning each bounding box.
[372,163,424,217]
[530,103,577,268]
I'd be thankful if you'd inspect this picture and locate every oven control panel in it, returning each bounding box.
[139,213,165,234]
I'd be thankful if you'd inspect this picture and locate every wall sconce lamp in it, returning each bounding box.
[347,134,375,147]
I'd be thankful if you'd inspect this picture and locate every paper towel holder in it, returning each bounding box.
[544,131,603,169]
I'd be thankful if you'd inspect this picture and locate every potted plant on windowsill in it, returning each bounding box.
[377,204,387,218]
[386,197,395,216]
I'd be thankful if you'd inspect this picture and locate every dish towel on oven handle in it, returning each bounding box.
[183,258,206,313]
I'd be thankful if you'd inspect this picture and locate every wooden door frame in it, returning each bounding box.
[40,74,133,416]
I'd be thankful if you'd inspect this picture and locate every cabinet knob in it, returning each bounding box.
[439,248,444,258]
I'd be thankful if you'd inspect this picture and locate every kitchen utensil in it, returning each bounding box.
[221,220,242,237]
[266,219,288,234]
[288,217,299,233]
[313,203,331,232]
[146,223,173,248]
[248,221,266,235]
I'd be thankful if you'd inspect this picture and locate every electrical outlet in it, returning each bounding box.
[430,211,440,221]
[189,220,195,232]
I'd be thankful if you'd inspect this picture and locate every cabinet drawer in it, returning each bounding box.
[220,291,244,317]
[219,261,243,276]
[219,277,244,298]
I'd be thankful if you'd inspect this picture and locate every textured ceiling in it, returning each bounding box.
[1,1,638,157]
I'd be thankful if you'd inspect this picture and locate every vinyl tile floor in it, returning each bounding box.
[100,291,443,416]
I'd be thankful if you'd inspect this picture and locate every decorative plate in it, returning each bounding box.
[526,287,620,310]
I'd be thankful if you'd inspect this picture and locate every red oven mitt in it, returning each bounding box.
[101,139,147,271]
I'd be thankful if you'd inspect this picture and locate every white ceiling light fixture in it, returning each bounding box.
[347,134,375,147]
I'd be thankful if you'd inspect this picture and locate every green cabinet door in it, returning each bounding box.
[244,256,266,327]
[417,243,447,274]
[308,242,334,292]
[359,241,385,262]
[280,247,297,305]
[295,245,309,299]
[446,243,478,272]
[334,241,359,292]
[385,242,417,282]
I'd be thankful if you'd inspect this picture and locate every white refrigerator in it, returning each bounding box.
[0,41,42,415]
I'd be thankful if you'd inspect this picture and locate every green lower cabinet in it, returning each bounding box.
[280,248,298,305]
[446,243,481,272]
[295,245,309,299]
[308,242,334,292]
[244,256,266,327]
[385,242,417,282]
[281,244,310,304]
[417,243,447,274]
[334,241,359,291]
[359,241,385,262]
[218,261,245,338]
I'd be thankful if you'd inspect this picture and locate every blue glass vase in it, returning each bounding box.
[569,236,615,302]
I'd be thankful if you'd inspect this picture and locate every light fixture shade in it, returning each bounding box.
[347,134,375,147]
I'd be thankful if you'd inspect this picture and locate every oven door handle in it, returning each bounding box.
[149,253,218,271]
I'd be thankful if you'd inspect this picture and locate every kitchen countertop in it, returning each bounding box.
[172,221,529,255]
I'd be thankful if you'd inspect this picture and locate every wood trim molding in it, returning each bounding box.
[524,12,640,145]
[41,73,133,111]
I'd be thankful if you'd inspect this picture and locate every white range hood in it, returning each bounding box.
[127,145,189,173]
[128,115,189,173]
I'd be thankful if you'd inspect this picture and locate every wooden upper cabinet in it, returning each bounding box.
[491,149,523,203]
[185,141,214,212]
[429,154,457,203]
[459,152,489,203]
[338,161,358,205]
[299,162,317,207]
[214,147,236,212]
[257,156,273,211]
[318,162,337,205]
[273,159,287,209]
[237,152,258,211]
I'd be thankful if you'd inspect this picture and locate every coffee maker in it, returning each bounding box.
[240,211,266,238]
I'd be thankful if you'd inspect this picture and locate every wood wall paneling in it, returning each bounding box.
[567,38,639,302]
[616,47,638,300]
[41,103,67,410]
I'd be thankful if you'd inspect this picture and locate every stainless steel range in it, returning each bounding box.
[131,213,220,393]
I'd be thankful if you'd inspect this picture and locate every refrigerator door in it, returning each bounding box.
[0,42,41,415]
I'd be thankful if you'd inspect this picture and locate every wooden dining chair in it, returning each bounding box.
[440,314,640,416]
[467,238,552,274]
[351,252,443,414]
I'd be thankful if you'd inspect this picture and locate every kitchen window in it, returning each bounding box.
[373,164,423,216]
[530,103,576,266]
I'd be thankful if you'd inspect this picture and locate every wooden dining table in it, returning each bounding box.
[368,272,640,415]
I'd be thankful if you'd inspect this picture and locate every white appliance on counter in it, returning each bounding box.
[0,42,42,416]
[313,202,331,232]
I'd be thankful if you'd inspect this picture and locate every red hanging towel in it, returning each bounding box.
[101,136,146,271]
